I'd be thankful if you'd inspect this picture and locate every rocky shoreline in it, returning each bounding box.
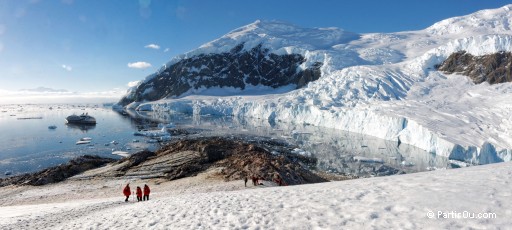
[0,155,115,187]
[1,136,337,187]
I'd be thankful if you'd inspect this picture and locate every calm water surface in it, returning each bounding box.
[0,104,160,177]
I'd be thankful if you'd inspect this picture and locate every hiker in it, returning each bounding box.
[244,176,248,187]
[143,184,151,201]
[123,184,131,202]
[274,174,287,186]
[258,176,264,185]
[251,175,258,186]
[136,186,143,201]
[273,174,283,186]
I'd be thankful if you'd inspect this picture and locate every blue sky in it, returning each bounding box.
[0,0,510,99]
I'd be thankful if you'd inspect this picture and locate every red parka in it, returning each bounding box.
[143,185,150,195]
[123,184,131,196]
[136,187,142,197]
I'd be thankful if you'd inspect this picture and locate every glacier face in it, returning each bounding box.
[121,5,512,164]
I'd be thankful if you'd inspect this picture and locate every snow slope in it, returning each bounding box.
[126,5,512,163]
[0,161,510,229]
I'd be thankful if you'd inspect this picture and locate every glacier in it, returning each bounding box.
[122,5,512,164]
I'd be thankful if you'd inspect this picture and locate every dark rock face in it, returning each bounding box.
[436,51,512,84]
[153,137,327,185]
[105,136,327,185]
[119,43,322,106]
[0,155,115,187]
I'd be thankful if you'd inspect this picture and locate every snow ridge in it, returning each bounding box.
[426,4,512,36]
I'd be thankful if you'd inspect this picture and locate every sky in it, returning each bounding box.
[0,0,510,103]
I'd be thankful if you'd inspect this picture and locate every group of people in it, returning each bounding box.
[123,183,151,202]
[244,173,286,187]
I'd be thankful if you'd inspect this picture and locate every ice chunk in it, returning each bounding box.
[76,140,91,145]
[353,156,384,163]
[112,151,130,157]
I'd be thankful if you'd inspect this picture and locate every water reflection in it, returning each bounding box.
[65,123,96,132]
[130,110,451,177]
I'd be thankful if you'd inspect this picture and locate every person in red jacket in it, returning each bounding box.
[136,186,143,202]
[123,184,131,202]
[143,184,150,201]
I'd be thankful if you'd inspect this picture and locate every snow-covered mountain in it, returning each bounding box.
[19,87,69,93]
[119,5,512,164]
[119,20,360,105]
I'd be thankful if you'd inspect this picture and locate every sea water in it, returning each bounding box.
[0,104,161,178]
[0,104,451,178]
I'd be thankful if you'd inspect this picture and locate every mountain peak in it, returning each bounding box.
[196,20,360,54]
[226,20,309,37]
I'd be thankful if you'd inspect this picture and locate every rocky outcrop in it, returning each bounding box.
[121,137,327,185]
[117,150,156,172]
[84,136,327,185]
[119,43,322,106]
[0,155,115,187]
[436,51,512,84]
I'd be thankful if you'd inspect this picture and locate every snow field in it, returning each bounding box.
[1,162,510,229]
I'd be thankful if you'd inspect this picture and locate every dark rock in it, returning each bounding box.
[168,128,193,136]
[112,136,327,185]
[117,150,156,172]
[166,137,326,185]
[0,155,115,187]
[436,51,512,84]
[119,43,323,106]
[374,164,405,177]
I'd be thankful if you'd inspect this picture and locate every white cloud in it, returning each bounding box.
[127,80,141,88]
[62,64,73,71]
[164,48,170,52]
[127,61,152,69]
[145,44,160,50]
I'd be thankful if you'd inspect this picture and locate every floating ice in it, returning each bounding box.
[133,127,171,138]
[353,156,385,163]
[112,151,130,157]
[76,140,91,145]
[290,148,312,156]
